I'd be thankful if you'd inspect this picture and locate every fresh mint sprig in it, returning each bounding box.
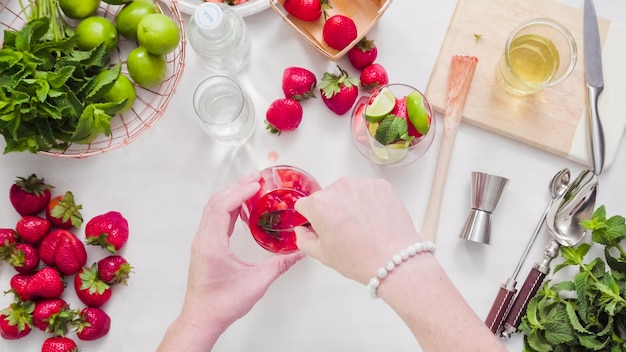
[374,115,412,145]
[519,205,626,352]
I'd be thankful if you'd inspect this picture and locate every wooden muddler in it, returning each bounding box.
[421,55,478,243]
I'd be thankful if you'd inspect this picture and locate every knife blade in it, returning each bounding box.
[584,0,606,175]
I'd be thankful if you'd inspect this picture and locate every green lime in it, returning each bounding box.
[104,74,136,113]
[127,46,166,88]
[136,13,180,55]
[102,0,131,5]
[76,16,119,52]
[371,139,408,163]
[406,91,430,135]
[59,0,100,19]
[365,87,395,123]
[116,1,159,41]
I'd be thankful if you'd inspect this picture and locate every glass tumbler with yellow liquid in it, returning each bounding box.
[497,18,577,96]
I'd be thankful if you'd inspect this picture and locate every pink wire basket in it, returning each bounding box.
[0,0,186,158]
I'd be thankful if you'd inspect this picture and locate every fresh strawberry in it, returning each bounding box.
[9,174,54,216]
[265,98,303,134]
[76,307,111,341]
[0,300,34,340]
[319,65,360,115]
[347,36,378,70]
[85,211,129,253]
[8,243,40,274]
[33,298,76,336]
[391,97,408,118]
[42,336,79,352]
[322,14,357,51]
[282,66,317,101]
[283,0,328,22]
[74,264,112,308]
[46,191,83,229]
[16,215,51,245]
[360,63,389,91]
[39,229,87,276]
[10,267,64,301]
[98,255,133,285]
[0,228,18,260]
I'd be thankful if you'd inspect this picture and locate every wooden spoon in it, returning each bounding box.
[421,55,478,243]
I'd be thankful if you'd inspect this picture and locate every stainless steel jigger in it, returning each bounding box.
[459,171,509,244]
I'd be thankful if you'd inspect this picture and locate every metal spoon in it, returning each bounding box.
[258,209,309,232]
[485,168,570,334]
[500,169,599,338]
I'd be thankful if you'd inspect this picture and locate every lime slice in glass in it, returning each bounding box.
[370,140,409,164]
[406,91,430,135]
[365,87,396,123]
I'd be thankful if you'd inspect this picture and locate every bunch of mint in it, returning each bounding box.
[520,205,626,352]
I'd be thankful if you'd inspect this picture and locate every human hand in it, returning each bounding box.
[181,172,303,329]
[294,177,421,285]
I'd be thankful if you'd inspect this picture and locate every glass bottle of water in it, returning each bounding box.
[187,2,251,74]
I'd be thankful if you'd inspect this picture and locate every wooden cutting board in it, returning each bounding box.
[425,0,626,169]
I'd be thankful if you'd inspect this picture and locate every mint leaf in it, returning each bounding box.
[374,115,408,145]
[527,329,552,352]
[565,301,588,333]
[578,333,610,351]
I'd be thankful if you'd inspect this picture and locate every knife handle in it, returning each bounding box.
[500,266,547,339]
[587,85,605,175]
[485,282,516,335]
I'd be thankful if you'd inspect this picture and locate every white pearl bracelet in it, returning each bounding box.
[366,241,436,298]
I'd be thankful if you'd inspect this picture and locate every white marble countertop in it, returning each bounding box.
[1,0,626,351]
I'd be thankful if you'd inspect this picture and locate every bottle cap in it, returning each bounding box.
[194,3,224,31]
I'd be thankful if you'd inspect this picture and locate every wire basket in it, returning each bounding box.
[0,0,186,158]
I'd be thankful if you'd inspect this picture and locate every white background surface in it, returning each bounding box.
[1,0,626,351]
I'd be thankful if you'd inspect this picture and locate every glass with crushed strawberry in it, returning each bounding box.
[350,83,436,166]
[241,165,321,254]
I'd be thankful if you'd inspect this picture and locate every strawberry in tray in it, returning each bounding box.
[322,14,357,51]
[283,0,329,22]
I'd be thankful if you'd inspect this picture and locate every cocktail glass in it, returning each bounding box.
[240,165,321,254]
[350,83,436,166]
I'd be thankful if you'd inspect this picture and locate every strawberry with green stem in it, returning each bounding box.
[0,228,18,260]
[318,65,360,115]
[282,66,317,101]
[348,36,378,70]
[33,298,77,336]
[8,243,40,274]
[360,63,389,91]
[98,255,133,285]
[10,174,54,216]
[10,267,65,301]
[265,98,303,134]
[46,191,83,229]
[0,299,34,340]
[75,307,111,341]
[283,0,330,22]
[85,211,129,253]
[74,264,112,308]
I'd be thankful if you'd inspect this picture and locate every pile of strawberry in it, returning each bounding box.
[0,174,132,351]
[265,37,388,133]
